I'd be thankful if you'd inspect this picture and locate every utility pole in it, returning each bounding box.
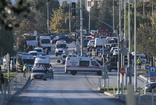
[124,0,127,89]
[113,0,115,33]
[124,0,126,45]
[128,0,131,84]
[47,0,50,34]
[134,0,137,92]
[152,0,153,17]
[69,3,71,33]
[117,0,121,94]
[80,0,83,56]
[101,38,106,93]
[88,13,90,34]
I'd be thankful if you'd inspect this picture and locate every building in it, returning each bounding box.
[85,0,104,11]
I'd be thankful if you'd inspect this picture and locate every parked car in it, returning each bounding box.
[143,82,156,92]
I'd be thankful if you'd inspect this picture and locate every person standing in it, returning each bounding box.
[23,64,27,77]
[137,57,142,69]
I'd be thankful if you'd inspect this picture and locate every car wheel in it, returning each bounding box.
[97,71,102,76]
[71,71,77,75]
[65,70,68,73]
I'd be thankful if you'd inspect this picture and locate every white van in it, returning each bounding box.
[33,56,51,71]
[65,56,102,75]
[55,40,68,56]
[16,53,34,72]
[94,38,108,48]
[40,36,51,51]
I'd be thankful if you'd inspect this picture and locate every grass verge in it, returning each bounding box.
[1,72,18,86]
[100,86,144,94]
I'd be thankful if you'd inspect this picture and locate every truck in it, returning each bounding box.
[40,36,51,51]
[65,56,102,75]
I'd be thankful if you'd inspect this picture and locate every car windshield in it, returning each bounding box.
[30,53,37,56]
[83,40,89,44]
[56,44,66,48]
[33,70,45,73]
[41,39,50,44]
[23,59,34,65]
[35,63,50,68]
[34,49,42,52]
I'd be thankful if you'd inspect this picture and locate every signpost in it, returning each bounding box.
[149,67,156,82]
[145,64,150,71]
[82,52,86,57]
[121,67,125,76]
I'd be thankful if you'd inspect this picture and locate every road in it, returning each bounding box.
[8,42,126,105]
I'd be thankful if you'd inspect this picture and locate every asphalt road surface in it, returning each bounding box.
[8,43,125,105]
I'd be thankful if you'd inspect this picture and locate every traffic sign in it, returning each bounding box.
[145,64,150,70]
[149,67,156,77]
[82,52,86,57]
[121,67,125,76]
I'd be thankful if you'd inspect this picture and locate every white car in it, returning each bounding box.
[33,47,43,55]
[113,49,118,55]
[28,51,38,58]
[87,40,95,48]
[31,66,46,80]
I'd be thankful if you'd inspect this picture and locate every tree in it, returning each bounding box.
[98,0,113,31]
[90,2,99,30]
[61,1,69,13]
[49,8,69,33]
[0,0,30,56]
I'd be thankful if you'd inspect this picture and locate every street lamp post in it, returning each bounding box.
[80,0,83,56]
[47,0,50,34]
[113,0,115,33]
[128,0,132,84]
[134,0,137,92]
[117,0,122,94]
[69,3,71,33]
[101,38,106,93]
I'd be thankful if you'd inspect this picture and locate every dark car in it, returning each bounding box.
[83,39,89,47]
[143,82,156,92]
[107,55,117,72]
[52,36,72,44]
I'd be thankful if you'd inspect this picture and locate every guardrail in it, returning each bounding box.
[0,71,30,105]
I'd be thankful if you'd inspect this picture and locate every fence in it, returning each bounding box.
[98,77,156,105]
[0,71,30,105]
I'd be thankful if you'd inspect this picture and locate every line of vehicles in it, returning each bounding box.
[2,46,53,80]
[55,33,148,75]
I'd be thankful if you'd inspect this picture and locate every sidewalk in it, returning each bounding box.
[0,72,30,105]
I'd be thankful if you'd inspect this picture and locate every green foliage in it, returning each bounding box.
[0,0,30,56]
[2,72,18,86]
[50,8,69,33]
[0,29,15,56]
[98,1,113,31]
[61,1,69,13]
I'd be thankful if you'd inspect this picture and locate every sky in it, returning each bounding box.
[10,0,77,5]
[59,0,77,5]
